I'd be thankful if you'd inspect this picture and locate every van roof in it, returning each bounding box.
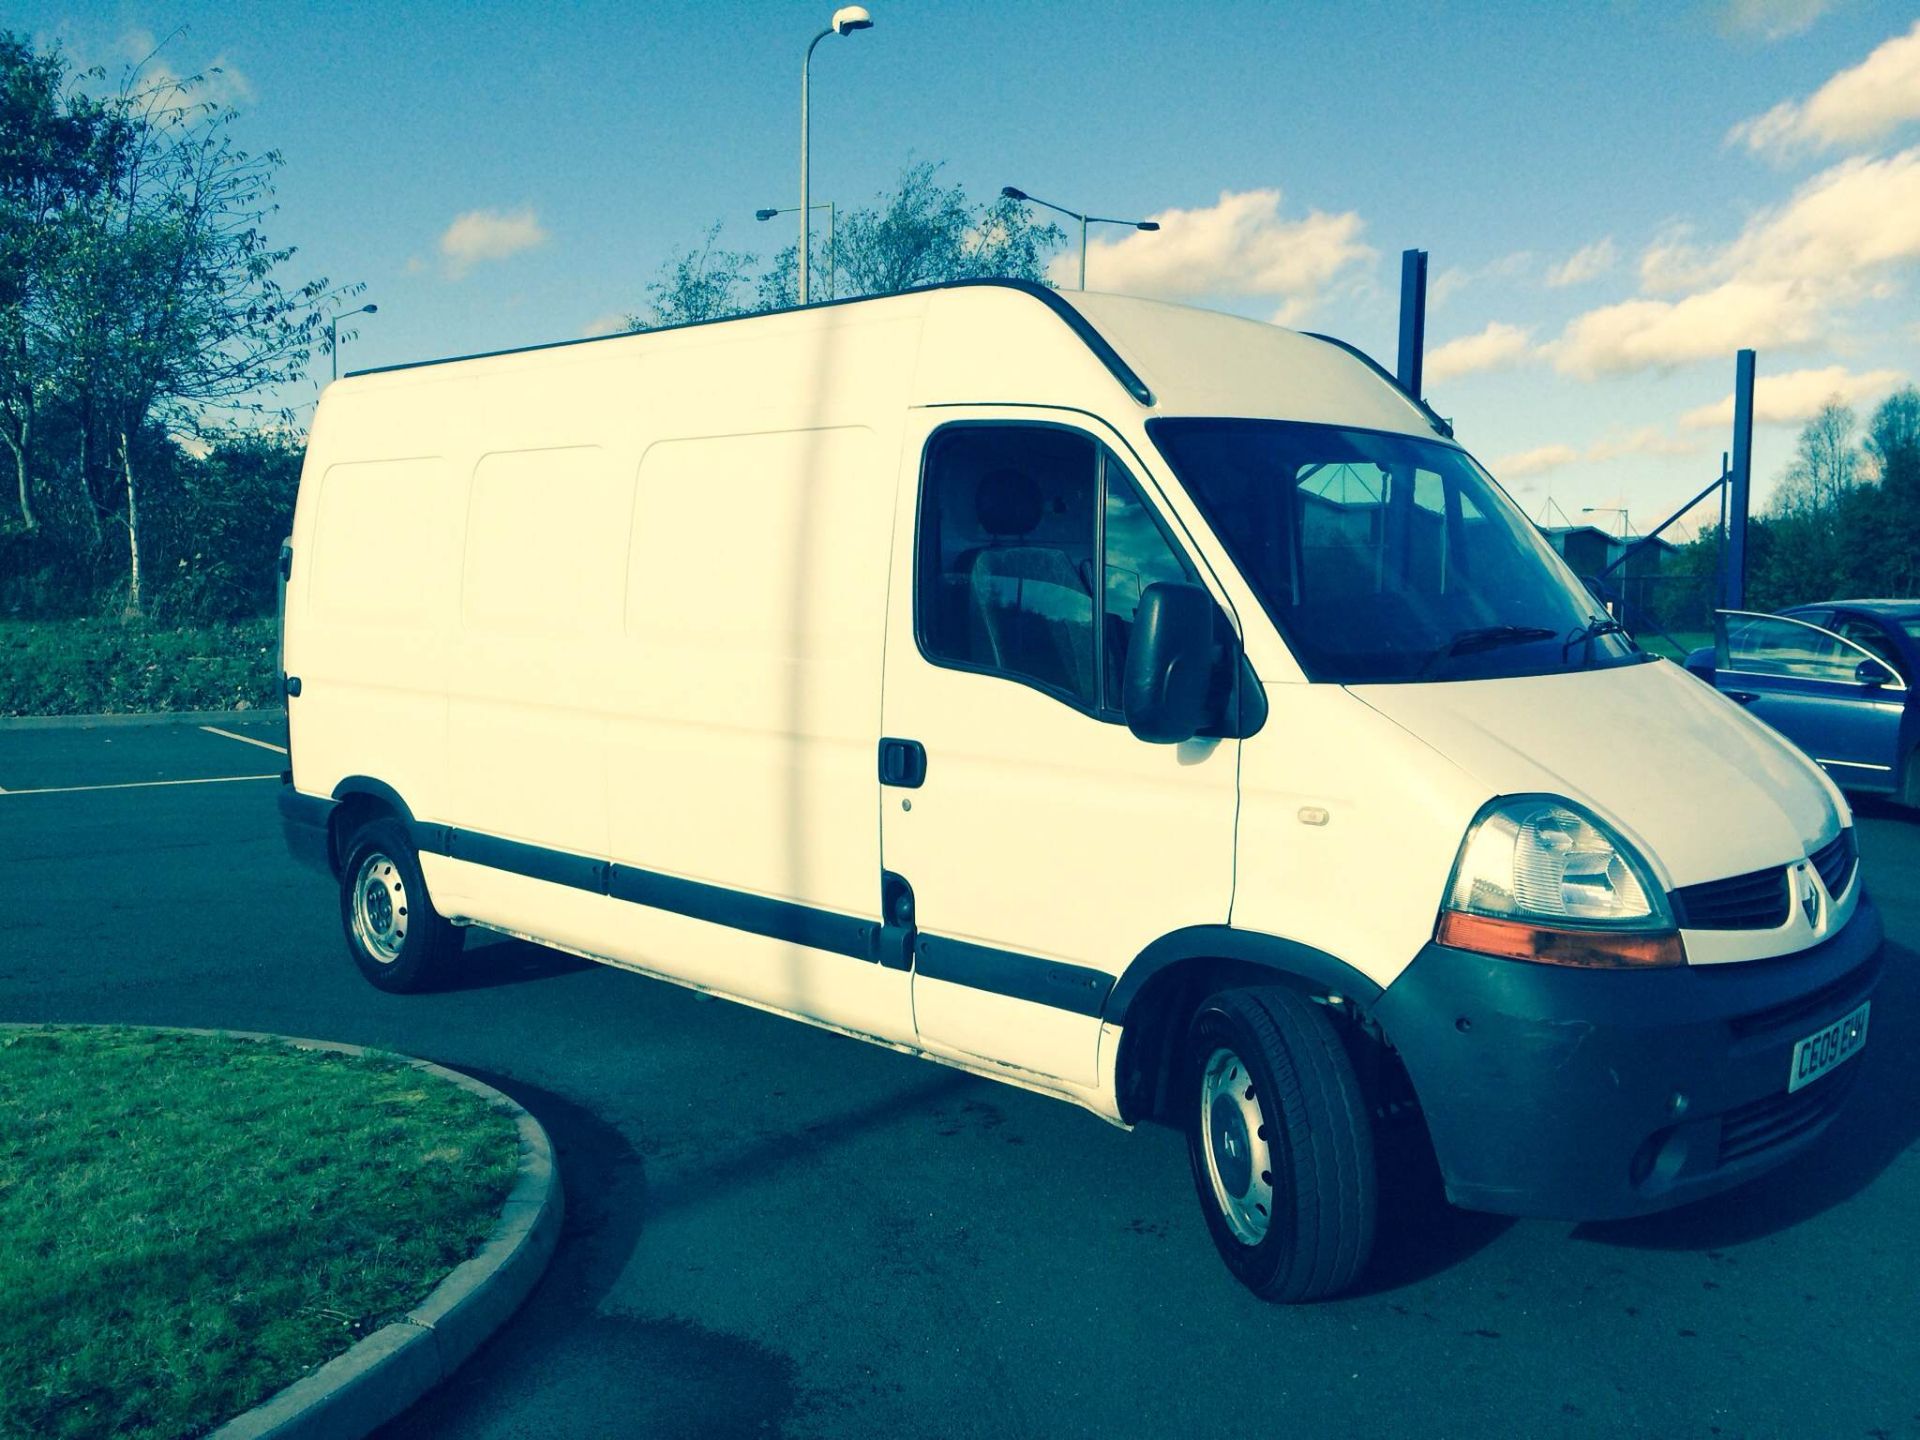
[344,279,1450,441]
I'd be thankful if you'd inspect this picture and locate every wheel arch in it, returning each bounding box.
[326,776,419,873]
[1106,926,1387,1126]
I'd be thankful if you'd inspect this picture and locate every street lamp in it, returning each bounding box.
[1000,186,1160,291]
[758,202,837,301]
[800,7,872,305]
[327,303,378,383]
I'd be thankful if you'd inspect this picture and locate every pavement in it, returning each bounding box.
[2,713,1917,1440]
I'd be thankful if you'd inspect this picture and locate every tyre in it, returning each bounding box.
[1184,986,1376,1302]
[338,817,462,992]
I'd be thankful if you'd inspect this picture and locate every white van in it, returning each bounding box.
[279,281,1883,1300]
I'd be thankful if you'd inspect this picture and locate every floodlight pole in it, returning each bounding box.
[1396,249,1428,399]
[1725,349,1756,610]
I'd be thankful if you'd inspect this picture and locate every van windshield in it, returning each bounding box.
[1148,418,1642,684]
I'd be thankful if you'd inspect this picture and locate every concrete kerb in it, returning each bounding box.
[0,1024,562,1440]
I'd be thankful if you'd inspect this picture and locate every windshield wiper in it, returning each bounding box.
[1421,625,1558,677]
[1562,613,1635,665]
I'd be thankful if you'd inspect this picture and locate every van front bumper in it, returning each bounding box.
[1372,897,1884,1221]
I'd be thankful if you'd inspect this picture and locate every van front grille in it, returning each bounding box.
[1671,867,1790,931]
[1726,951,1880,1042]
[1718,1064,1859,1166]
[1810,830,1857,899]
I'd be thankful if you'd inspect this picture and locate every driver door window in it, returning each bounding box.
[917,425,1201,720]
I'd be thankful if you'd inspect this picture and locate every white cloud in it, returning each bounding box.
[1493,443,1580,479]
[1551,146,1920,376]
[438,207,550,278]
[580,310,634,338]
[1679,365,1907,429]
[1424,322,1535,384]
[1729,20,1920,157]
[1545,237,1617,288]
[1586,426,1702,461]
[1064,188,1372,321]
[119,27,254,109]
[1719,0,1836,41]
[1552,280,1828,376]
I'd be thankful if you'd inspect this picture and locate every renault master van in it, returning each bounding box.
[279,280,1882,1301]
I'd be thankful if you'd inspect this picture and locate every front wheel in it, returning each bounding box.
[339,817,462,992]
[1184,986,1377,1302]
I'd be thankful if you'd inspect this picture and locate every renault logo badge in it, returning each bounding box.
[1798,865,1819,927]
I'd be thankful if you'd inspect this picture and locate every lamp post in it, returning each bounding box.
[758,203,837,301]
[327,303,378,382]
[1000,186,1160,291]
[801,7,872,305]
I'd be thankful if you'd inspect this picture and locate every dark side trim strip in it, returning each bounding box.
[915,934,1114,1018]
[402,817,1113,1015]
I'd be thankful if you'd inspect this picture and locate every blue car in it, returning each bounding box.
[1685,599,1920,805]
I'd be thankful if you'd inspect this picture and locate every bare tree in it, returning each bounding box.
[627,223,755,330]
[43,38,344,612]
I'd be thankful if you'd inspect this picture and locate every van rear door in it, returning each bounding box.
[879,411,1240,1085]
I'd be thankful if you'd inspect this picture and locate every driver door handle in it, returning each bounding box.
[1725,690,1759,705]
[879,737,927,789]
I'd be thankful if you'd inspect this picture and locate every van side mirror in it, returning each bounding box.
[1123,582,1217,744]
[1856,657,1895,687]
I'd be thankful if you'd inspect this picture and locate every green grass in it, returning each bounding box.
[0,1027,521,1440]
[0,618,280,717]
[1637,629,1711,662]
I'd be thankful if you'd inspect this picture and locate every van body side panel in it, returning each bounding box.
[446,444,627,898]
[606,424,909,1033]
[598,314,923,1036]
[1229,683,1486,993]
[286,449,457,834]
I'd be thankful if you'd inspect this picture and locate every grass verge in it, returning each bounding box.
[0,618,280,717]
[0,1027,521,1440]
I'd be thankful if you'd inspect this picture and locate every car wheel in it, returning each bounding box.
[1184,986,1376,1302]
[339,817,462,992]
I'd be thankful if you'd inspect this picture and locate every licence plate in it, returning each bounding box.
[1787,1000,1870,1093]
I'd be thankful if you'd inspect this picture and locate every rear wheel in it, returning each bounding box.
[1184,986,1376,1302]
[339,817,461,992]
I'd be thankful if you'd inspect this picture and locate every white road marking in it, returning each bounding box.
[199,724,289,755]
[0,773,280,798]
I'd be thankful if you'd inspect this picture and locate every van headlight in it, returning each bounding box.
[1437,797,1683,968]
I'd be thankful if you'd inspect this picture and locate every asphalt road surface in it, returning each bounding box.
[3,714,1917,1440]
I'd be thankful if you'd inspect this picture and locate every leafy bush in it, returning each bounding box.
[0,617,280,715]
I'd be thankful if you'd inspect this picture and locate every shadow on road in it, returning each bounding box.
[1575,937,1919,1253]
[378,1062,975,1438]
[441,932,596,991]
[374,1072,801,1438]
[1353,1116,1516,1296]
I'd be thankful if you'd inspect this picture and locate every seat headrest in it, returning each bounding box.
[975,468,1044,538]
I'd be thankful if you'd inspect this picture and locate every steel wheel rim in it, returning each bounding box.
[351,852,409,965]
[1201,1045,1275,1246]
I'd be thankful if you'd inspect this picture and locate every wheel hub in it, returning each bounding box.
[351,853,409,965]
[1200,1046,1276,1246]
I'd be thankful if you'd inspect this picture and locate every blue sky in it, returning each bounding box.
[25,0,1920,535]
